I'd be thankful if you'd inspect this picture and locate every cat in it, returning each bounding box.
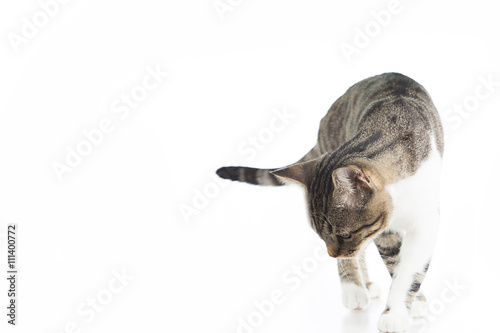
[216,72,444,333]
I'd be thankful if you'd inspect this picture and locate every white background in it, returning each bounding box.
[1,0,499,332]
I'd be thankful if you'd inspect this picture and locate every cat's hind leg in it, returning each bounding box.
[410,292,428,318]
[374,230,402,278]
[376,224,436,332]
[374,227,431,320]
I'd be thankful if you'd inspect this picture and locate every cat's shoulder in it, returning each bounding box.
[385,138,442,229]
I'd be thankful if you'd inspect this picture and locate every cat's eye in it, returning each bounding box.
[338,234,351,239]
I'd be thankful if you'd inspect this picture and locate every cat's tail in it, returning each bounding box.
[216,166,284,186]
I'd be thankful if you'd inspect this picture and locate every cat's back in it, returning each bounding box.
[318,73,443,157]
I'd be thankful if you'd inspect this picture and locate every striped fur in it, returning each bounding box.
[374,230,402,278]
[217,73,443,332]
[216,166,283,186]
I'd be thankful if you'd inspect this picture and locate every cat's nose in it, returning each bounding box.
[327,245,339,258]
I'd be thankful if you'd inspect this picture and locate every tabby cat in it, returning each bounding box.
[217,73,443,332]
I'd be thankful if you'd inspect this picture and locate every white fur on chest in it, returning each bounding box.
[385,140,442,232]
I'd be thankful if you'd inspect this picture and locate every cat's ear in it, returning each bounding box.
[332,165,373,207]
[271,159,318,186]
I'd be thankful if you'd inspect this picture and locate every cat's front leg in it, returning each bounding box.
[338,256,370,310]
[377,226,436,333]
[337,249,379,310]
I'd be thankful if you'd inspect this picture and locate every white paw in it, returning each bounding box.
[377,310,410,332]
[341,283,370,310]
[367,282,381,299]
[410,297,428,318]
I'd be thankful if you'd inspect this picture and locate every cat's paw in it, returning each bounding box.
[377,310,410,332]
[410,294,428,318]
[366,282,381,299]
[341,282,370,310]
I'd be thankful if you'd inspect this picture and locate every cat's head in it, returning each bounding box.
[272,157,392,258]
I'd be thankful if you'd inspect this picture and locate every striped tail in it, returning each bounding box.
[216,166,284,186]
